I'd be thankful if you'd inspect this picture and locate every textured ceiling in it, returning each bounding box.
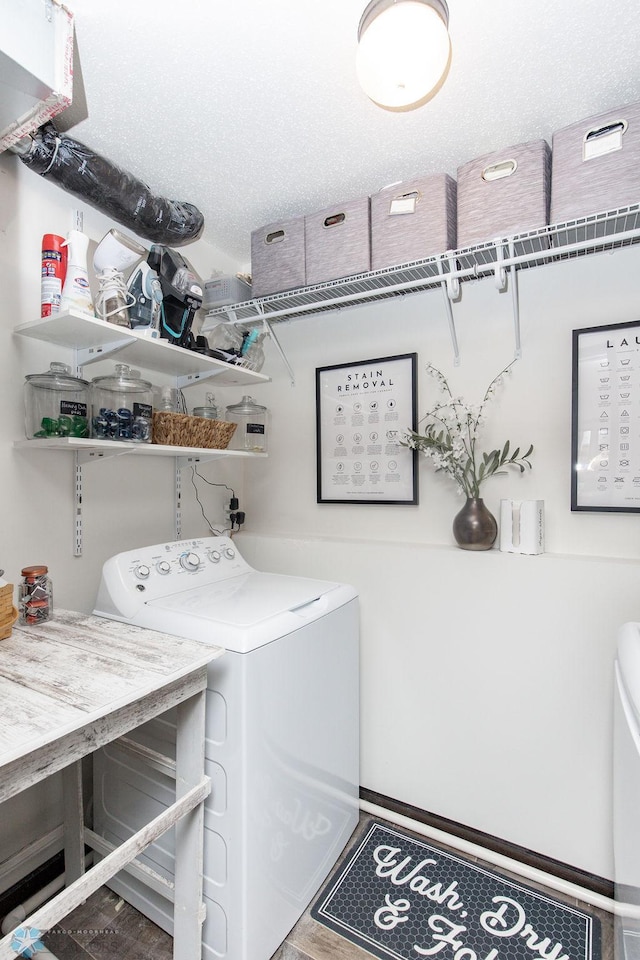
[58,0,640,267]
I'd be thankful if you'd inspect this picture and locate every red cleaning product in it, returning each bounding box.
[41,234,68,317]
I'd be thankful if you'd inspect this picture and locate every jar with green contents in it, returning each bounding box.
[24,362,90,440]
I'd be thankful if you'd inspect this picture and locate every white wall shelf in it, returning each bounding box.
[13,437,267,464]
[201,204,640,364]
[14,309,270,387]
[14,311,269,554]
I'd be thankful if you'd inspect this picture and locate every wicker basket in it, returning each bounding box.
[0,582,18,640]
[152,412,237,449]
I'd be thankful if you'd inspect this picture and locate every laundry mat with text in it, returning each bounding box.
[311,822,601,960]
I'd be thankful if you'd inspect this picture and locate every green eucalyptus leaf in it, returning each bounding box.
[404,365,534,496]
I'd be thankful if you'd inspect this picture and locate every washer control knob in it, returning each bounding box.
[134,564,150,580]
[180,552,200,571]
[223,546,235,560]
[208,550,221,564]
[156,560,171,575]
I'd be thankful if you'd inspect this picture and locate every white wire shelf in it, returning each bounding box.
[201,204,640,330]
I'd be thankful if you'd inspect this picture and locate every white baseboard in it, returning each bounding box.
[360,799,616,915]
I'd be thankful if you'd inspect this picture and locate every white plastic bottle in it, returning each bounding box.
[60,230,94,315]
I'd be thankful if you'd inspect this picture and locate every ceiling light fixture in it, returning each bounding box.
[356,0,451,112]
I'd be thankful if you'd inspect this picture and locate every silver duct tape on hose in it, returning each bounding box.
[14,123,204,246]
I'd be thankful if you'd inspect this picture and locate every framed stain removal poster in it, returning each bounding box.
[571,320,640,512]
[316,353,418,505]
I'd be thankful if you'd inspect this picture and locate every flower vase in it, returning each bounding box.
[452,497,497,551]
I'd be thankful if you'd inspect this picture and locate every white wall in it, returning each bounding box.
[0,151,244,878]
[211,246,640,883]
[2,147,639,888]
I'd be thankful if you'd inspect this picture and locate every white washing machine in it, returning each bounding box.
[614,622,640,960]
[92,536,359,960]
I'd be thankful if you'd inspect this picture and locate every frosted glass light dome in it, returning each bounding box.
[356,0,451,111]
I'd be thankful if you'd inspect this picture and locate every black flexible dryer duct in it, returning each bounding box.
[16,123,204,246]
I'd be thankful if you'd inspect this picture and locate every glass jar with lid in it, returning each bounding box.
[24,361,90,440]
[18,565,53,625]
[90,363,154,442]
[224,395,268,452]
[193,391,218,420]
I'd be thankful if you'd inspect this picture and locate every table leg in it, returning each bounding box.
[173,689,208,960]
[62,761,85,885]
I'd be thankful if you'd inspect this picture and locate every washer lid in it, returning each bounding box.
[145,571,335,627]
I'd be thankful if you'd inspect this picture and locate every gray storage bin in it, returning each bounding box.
[250,216,305,297]
[457,140,551,249]
[371,174,457,270]
[203,275,252,308]
[550,101,640,225]
[305,197,370,285]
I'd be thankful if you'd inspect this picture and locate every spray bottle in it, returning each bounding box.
[41,234,67,317]
[60,230,94,315]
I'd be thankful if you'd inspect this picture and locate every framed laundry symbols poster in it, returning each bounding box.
[316,353,418,504]
[571,320,640,511]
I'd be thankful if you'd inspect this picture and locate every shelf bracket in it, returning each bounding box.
[493,240,522,359]
[175,369,227,390]
[75,448,133,465]
[494,240,508,291]
[74,452,82,557]
[74,338,132,370]
[255,305,296,386]
[176,454,213,470]
[508,240,522,359]
[437,255,460,366]
[443,251,460,301]
[175,460,182,541]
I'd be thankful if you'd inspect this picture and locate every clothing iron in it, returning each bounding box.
[127,262,163,337]
[147,245,203,349]
[93,229,147,327]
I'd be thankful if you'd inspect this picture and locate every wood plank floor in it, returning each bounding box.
[38,813,613,960]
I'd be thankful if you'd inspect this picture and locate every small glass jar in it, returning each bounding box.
[225,395,268,452]
[19,565,53,626]
[193,392,218,419]
[24,362,90,440]
[90,363,154,442]
[158,386,177,412]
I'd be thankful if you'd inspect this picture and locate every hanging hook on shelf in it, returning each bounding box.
[508,239,522,359]
[255,304,296,386]
[444,250,460,301]
[437,254,460,366]
[494,239,508,291]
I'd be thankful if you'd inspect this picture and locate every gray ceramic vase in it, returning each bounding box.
[452,497,497,550]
